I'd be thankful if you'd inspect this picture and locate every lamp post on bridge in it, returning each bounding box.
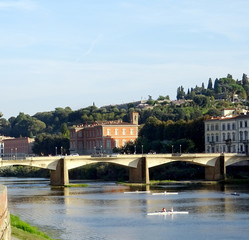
[55,147,57,156]
[141,145,143,155]
[15,148,17,159]
[11,148,13,160]
[171,145,174,154]
[134,145,136,154]
[180,145,182,155]
[61,146,63,155]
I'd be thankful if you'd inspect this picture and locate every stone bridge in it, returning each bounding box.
[0,153,248,186]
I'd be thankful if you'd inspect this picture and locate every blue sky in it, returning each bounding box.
[0,0,249,118]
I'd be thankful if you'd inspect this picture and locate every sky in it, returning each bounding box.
[0,0,249,119]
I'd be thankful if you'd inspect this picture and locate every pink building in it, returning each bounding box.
[70,112,139,155]
[3,137,35,159]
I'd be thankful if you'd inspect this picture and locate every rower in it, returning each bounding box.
[162,208,166,212]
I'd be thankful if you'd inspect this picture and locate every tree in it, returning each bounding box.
[201,82,205,89]
[227,74,233,79]
[32,133,70,156]
[207,78,213,89]
[214,78,220,93]
[242,73,248,86]
[176,86,185,100]
[60,123,70,138]
[206,108,220,117]
[193,95,209,107]
[10,113,45,137]
[0,117,10,136]
[139,116,162,141]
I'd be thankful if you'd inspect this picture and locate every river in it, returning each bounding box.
[1,177,249,240]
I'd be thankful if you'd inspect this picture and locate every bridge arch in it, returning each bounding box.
[149,160,205,180]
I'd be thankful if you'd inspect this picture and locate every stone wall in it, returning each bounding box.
[0,185,11,240]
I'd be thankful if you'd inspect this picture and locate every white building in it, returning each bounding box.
[205,113,249,154]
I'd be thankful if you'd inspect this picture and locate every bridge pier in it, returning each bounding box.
[205,155,226,181]
[129,157,150,184]
[50,158,69,186]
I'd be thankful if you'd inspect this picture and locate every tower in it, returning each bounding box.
[130,112,139,125]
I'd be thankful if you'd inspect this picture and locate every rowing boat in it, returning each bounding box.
[124,190,151,194]
[147,211,189,216]
[152,191,178,195]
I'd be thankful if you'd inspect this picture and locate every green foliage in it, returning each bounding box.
[69,163,128,181]
[11,214,53,240]
[193,95,209,107]
[128,115,205,153]
[207,78,213,89]
[150,162,205,180]
[60,123,69,138]
[32,133,69,156]
[64,184,88,187]
[214,77,245,100]
[9,113,46,137]
[0,166,49,177]
[176,86,185,100]
[206,108,221,117]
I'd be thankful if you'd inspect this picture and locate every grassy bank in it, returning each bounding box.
[11,214,55,240]
[64,183,88,187]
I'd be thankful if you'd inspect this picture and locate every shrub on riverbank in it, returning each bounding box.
[0,166,49,178]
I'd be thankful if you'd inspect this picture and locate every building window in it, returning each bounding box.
[211,124,214,131]
[232,132,235,141]
[227,123,230,130]
[222,124,226,131]
[232,145,235,153]
[223,145,226,153]
[115,140,119,147]
[207,135,210,142]
[240,131,243,141]
[232,123,236,130]
[207,124,210,131]
[115,129,118,135]
[122,140,126,146]
[245,131,248,140]
[216,134,219,142]
[245,121,248,128]
[240,145,243,152]
[211,134,214,142]
[240,121,243,128]
[107,129,110,135]
[106,140,111,149]
[130,128,134,135]
[222,133,226,141]
[215,124,219,130]
[207,146,210,153]
[122,129,126,135]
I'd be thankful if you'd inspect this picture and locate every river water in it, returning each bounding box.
[1,177,249,240]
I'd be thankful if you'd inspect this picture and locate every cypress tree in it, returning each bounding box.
[207,78,213,89]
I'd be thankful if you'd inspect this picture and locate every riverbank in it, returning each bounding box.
[11,214,54,240]
[120,178,249,187]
